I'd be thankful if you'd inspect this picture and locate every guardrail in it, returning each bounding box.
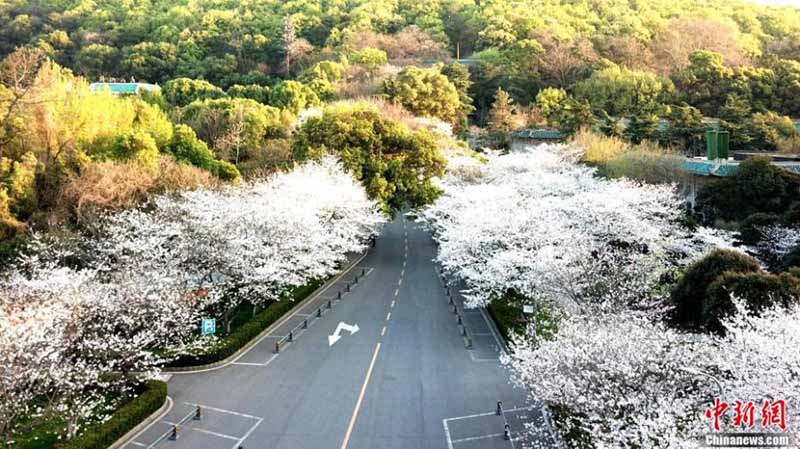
[273,267,368,354]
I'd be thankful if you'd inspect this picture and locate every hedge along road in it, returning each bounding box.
[121,215,556,449]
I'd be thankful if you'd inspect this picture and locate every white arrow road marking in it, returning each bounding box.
[328,322,360,346]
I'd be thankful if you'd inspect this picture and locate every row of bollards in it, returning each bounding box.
[273,271,364,354]
[496,401,511,440]
[440,266,474,350]
[169,406,203,441]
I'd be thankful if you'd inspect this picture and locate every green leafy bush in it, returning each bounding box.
[670,249,761,332]
[56,381,167,449]
[737,212,780,245]
[166,280,321,367]
[166,125,241,181]
[706,271,800,320]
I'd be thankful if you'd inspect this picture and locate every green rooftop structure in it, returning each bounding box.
[89,82,160,95]
[514,128,564,141]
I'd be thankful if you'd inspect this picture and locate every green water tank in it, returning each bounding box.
[717,130,730,159]
[706,130,719,160]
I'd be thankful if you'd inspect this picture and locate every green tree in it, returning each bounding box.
[674,51,734,116]
[162,78,226,107]
[181,98,291,162]
[227,84,271,104]
[574,65,674,117]
[293,102,446,212]
[75,44,119,79]
[440,62,475,130]
[167,124,241,181]
[269,80,321,114]
[121,42,179,84]
[381,66,460,123]
[349,48,388,77]
[487,88,519,142]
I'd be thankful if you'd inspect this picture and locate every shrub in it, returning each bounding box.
[166,280,321,367]
[107,131,160,170]
[60,161,156,222]
[696,157,792,222]
[56,381,167,449]
[166,125,241,181]
[670,249,761,332]
[706,271,800,322]
[572,128,629,165]
[738,212,780,245]
[156,156,216,191]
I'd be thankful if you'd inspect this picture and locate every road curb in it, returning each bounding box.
[109,395,173,449]
[164,250,368,374]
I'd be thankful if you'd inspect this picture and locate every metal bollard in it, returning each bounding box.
[449,296,454,305]
[317,308,322,318]
[288,331,293,342]
[446,287,450,296]
[354,275,359,284]
[346,283,351,292]
[194,405,201,420]
[461,325,466,336]
[361,268,366,276]
[503,424,510,440]
[274,341,280,354]
[303,318,308,329]
[337,291,342,300]
[457,315,462,325]
[452,304,457,314]
[327,300,332,309]
[466,336,473,349]
[169,425,179,440]
[496,401,503,416]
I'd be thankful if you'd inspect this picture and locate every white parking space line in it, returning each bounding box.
[192,428,240,441]
[184,402,260,420]
[129,441,147,447]
[398,278,402,286]
[386,312,391,320]
[381,326,387,336]
[451,432,504,444]
[231,417,263,449]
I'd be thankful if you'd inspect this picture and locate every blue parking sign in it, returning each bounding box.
[201,318,216,336]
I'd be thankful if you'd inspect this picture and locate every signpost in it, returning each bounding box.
[201,318,216,336]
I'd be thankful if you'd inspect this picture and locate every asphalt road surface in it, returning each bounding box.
[123,215,556,449]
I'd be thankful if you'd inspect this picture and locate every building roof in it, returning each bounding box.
[89,82,160,94]
[515,128,564,140]
[681,158,800,177]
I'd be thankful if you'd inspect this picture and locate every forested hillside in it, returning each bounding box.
[2,0,800,248]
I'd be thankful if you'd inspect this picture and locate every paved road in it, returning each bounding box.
[124,216,555,449]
